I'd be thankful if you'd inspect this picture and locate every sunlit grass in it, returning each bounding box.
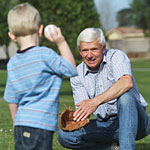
[0,59,150,149]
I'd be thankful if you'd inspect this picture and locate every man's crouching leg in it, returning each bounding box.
[117,91,138,150]
[58,128,86,149]
[58,119,119,150]
[117,91,150,150]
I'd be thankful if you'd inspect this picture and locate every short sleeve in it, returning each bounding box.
[4,72,18,103]
[111,50,132,81]
[46,49,77,77]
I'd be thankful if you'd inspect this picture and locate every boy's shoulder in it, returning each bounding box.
[35,46,56,55]
[7,46,55,67]
[33,46,51,52]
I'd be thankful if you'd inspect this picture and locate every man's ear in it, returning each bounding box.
[8,32,17,42]
[38,24,43,37]
[102,44,106,54]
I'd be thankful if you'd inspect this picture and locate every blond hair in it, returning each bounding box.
[77,28,106,49]
[7,3,42,37]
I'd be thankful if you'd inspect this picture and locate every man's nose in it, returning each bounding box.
[87,50,93,57]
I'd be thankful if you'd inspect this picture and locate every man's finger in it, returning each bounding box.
[73,106,80,116]
[73,107,83,121]
[76,111,86,122]
[75,102,81,106]
[81,113,89,121]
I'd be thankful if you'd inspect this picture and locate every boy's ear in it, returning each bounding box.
[8,32,17,42]
[38,24,43,37]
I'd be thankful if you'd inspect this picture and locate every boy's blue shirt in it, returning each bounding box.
[4,46,77,131]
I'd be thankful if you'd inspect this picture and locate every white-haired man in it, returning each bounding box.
[58,28,150,150]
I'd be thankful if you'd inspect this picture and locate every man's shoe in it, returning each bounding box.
[111,142,119,150]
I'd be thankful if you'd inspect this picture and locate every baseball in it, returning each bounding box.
[44,24,58,35]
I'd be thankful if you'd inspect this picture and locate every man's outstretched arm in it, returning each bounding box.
[73,75,133,121]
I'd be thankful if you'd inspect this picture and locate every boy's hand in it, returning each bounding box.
[44,24,76,69]
[44,24,65,45]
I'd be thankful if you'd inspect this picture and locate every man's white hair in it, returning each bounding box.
[77,28,106,49]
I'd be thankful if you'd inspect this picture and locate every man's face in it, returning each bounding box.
[79,40,105,70]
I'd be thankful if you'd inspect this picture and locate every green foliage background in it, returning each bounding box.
[130,0,150,33]
[0,0,100,59]
[21,0,100,59]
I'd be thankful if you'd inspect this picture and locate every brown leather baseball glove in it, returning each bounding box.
[59,107,89,131]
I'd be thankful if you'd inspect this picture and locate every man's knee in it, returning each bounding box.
[117,91,137,109]
[58,129,69,148]
[58,129,79,148]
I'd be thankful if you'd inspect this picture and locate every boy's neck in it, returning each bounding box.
[17,34,40,50]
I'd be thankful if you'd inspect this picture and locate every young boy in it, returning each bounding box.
[4,3,77,150]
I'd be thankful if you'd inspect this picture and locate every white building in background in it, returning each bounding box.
[0,42,18,60]
[106,27,150,58]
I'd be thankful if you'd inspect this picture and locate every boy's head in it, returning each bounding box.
[8,3,42,37]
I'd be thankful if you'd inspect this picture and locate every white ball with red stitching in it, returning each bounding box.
[44,24,58,36]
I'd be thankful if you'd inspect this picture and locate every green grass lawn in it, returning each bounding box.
[0,59,150,150]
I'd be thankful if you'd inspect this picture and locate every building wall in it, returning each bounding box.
[107,32,123,40]
[0,45,7,59]
[0,42,18,60]
[107,38,150,54]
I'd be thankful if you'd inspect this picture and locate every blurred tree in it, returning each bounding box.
[117,8,133,27]
[130,0,150,33]
[0,0,100,60]
[18,0,101,59]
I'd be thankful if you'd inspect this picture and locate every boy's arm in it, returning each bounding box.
[57,37,76,69]
[44,25,76,69]
[8,103,18,122]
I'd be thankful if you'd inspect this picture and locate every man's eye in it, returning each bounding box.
[81,49,88,52]
[91,48,98,51]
